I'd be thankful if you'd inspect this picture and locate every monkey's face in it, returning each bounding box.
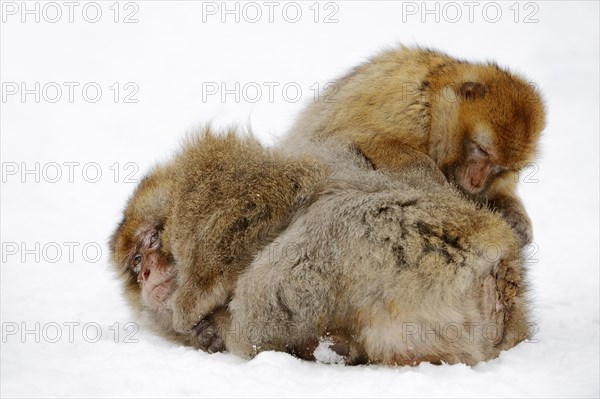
[447,78,545,195]
[451,139,498,195]
[110,221,177,314]
[129,227,177,313]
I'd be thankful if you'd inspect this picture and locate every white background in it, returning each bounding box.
[1,1,598,397]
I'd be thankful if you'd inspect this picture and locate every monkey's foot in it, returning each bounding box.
[482,275,504,345]
[293,336,319,361]
[193,318,225,353]
[482,259,520,345]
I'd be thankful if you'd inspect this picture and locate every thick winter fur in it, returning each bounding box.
[283,45,546,246]
[110,129,530,365]
[225,139,530,366]
[109,127,329,348]
[167,130,328,334]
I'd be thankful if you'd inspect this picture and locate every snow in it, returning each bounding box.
[1,1,598,397]
[313,339,346,365]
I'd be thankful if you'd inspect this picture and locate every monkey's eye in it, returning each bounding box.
[131,254,142,272]
[474,143,489,156]
[149,231,159,248]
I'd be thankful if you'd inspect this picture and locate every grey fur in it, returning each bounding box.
[225,141,529,365]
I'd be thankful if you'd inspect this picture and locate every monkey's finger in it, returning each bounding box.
[208,336,225,353]
[192,319,212,336]
[197,329,216,348]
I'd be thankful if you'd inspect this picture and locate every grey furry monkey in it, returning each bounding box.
[224,139,529,365]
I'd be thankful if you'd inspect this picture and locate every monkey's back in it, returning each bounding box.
[286,46,542,159]
[229,162,529,365]
[165,128,330,333]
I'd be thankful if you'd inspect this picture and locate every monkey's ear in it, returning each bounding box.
[459,82,487,100]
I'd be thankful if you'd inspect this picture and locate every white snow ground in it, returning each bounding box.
[1,1,598,397]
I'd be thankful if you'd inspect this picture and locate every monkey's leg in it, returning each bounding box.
[224,252,339,360]
[481,256,524,345]
[354,186,529,364]
[489,257,529,352]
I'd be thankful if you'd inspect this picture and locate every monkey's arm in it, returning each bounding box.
[485,173,533,247]
[169,239,243,335]
[354,133,532,246]
[352,134,446,184]
[165,199,249,335]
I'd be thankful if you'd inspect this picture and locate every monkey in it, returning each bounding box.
[110,129,530,365]
[223,139,530,366]
[109,127,329,351]
[282,45,546,247]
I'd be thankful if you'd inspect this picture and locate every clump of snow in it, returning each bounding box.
[314,338,346,365]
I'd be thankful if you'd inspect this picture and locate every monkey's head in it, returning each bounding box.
[445,68,546,196]
[109,166,177,315]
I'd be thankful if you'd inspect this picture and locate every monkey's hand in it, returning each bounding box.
[491,196,533,247]
[192,306,230,353]
[193,318,225,353]
[171,280,231,334]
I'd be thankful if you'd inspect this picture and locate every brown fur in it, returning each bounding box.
[284,45,546,245]
[167,130,328,334]
[109,127,328,349]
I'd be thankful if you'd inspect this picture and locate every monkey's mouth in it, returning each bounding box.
[149,277,176,295]
[144,276,177,306]
[456,164,489,195]
[462,181,486,195]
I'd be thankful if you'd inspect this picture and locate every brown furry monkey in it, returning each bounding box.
[109,128,328,351]
[284,45,546,246]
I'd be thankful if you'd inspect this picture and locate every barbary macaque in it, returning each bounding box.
[110,128,328,351]
[225,139,529,365]
[284,46,546,246]
[109,128,530,365]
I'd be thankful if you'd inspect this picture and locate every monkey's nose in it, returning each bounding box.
[138,269,151,283]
